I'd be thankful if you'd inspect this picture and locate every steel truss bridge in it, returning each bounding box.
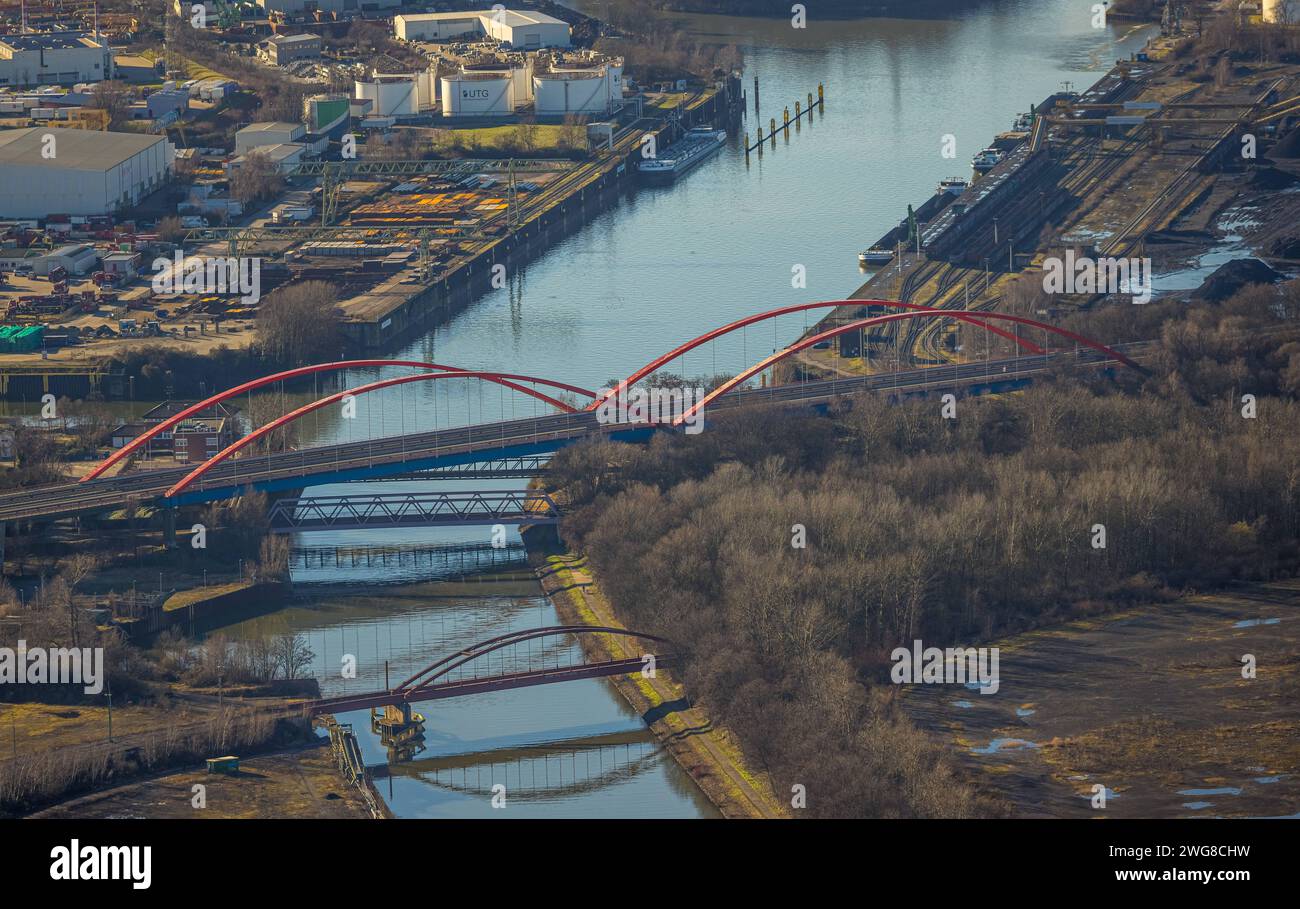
[268,490,560,533]
[335,456,554,483]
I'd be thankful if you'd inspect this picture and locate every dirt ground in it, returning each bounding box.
[0,694,305,765]
[903,579,1300,818]
[30,743,371,819]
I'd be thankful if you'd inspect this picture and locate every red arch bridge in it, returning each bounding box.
[306,626,676,716]
[0,299,1147,529]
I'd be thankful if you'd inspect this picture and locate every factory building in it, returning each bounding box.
[0,33,113,88]
[228,143,307,172]
[235,121,307,154]
[396,10,571,49]
[263,33,322,66]
[0,128,173,218]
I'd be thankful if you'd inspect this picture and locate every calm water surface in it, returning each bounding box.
[218,3,1154,818]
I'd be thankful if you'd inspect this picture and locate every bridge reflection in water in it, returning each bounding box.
[370,727,668,805]
[289,540,529,578]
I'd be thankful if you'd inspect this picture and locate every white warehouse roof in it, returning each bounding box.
[396,10,571,48]
[0,127,167,171]
[400,9,567,27]
[0,127,173,217]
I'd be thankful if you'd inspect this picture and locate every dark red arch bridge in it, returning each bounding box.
[305,626,675,716]
[0,299,1146,528]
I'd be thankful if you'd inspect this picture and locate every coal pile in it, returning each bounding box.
[1266,236,1300,259]
[1249,165,1299,191]
[1193,258,1283,302]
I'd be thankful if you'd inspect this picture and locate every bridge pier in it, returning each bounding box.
[371,702,426,759]
[163,509,176,549]
[0,520,6,575]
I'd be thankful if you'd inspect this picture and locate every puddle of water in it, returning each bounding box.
[1183,801,1214,810]
[1062,227,1114,244]
[1179,787,1243,797]
[1153,248,1260,293]
[953,700,974,709]
[1254,776,1283,784]
[1016,707,1036,717]
[972,737,1039,755]
[1233,618,1281,628]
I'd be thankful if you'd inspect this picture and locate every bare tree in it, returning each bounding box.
[229,150,284,204]
[271,633,314,680]
[255,281,343,366]
[88,80,134,130]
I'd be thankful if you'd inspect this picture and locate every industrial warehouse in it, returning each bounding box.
[0,127,173,217]
[0,32,113,87]
[394,9,573,49]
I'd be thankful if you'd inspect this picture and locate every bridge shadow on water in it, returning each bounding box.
[369,724,669,803]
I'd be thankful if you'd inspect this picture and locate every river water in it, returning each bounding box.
[218,2,1154,818]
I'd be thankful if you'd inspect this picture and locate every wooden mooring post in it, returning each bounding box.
[744,84,825,153]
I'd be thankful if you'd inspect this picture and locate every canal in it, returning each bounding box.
[215,1,1156,818]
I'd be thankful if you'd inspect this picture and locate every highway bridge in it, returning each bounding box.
[0,346,1139,527]
[0,301,1146,533]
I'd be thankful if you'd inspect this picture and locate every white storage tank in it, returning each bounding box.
[440,74,514,116]
[355,75,418,117]
[533,63,621,115]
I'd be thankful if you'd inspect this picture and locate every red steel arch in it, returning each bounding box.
[591,299,1048,411]
[673,310,1140,427]
[84,359,591,483]
[392,625,675,695]
[164,370,599,499]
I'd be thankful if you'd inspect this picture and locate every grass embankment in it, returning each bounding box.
[163,581,254,613]
[534,550,786,819]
